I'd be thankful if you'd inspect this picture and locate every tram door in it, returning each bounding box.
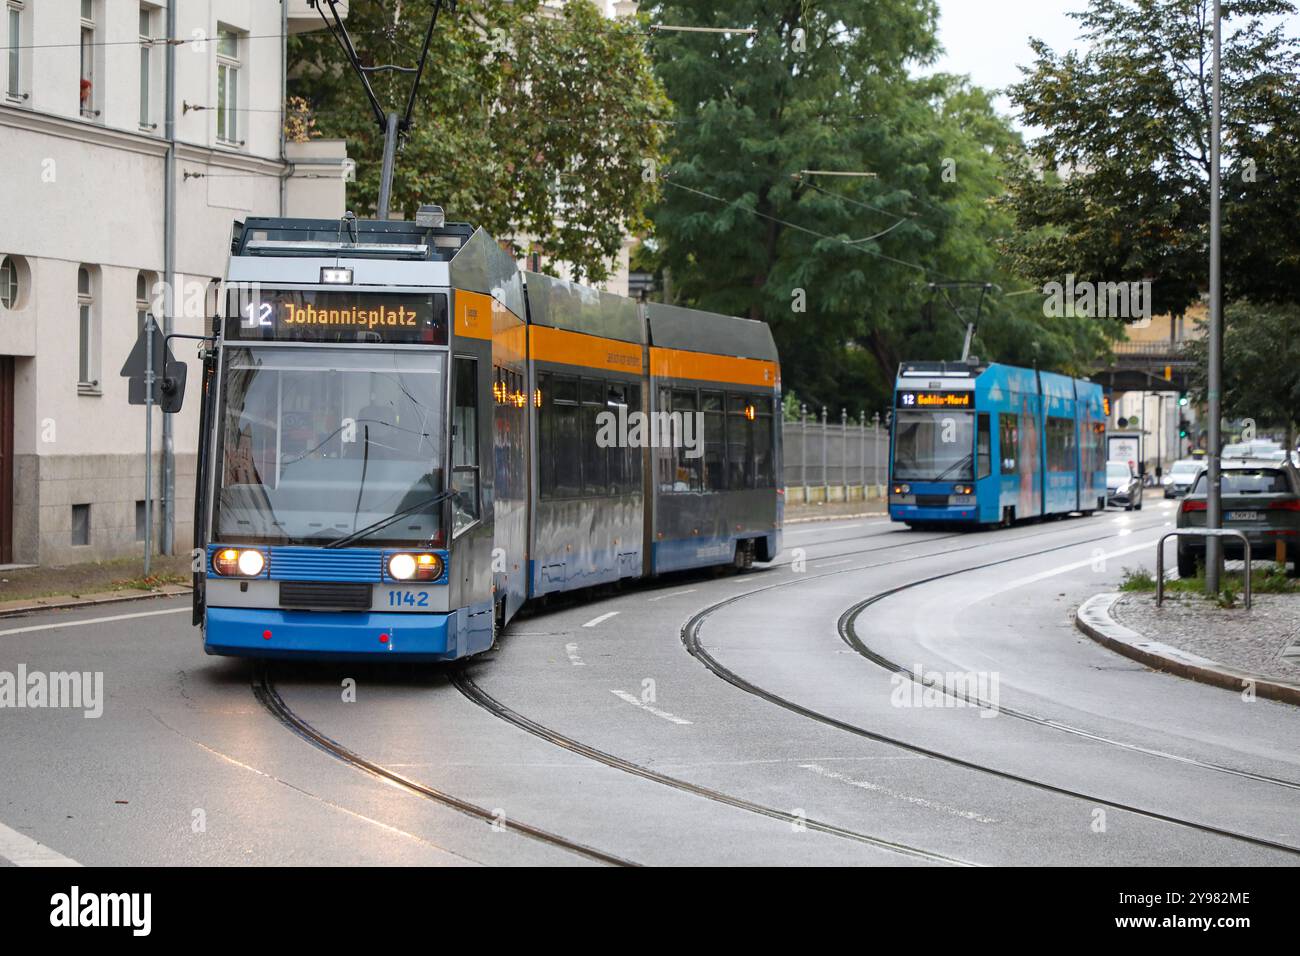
[0,357,13,563]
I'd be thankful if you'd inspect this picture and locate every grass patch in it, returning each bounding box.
[1119,563,1299,600]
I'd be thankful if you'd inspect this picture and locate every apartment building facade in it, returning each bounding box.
[0,0,350,566]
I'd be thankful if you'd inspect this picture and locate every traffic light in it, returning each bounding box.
[1102,394,1111,417]
[1178,393,1189,407]
[1179,418,1189,439]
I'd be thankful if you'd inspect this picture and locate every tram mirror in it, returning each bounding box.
[159,360,188,414]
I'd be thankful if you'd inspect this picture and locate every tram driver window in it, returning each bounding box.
[451,356,480,534]
[977,413,991,480]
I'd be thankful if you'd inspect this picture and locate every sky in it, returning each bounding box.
[932,0,1088,124]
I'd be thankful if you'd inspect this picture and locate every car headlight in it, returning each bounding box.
[387,552,443,582]
[212,548,266,577]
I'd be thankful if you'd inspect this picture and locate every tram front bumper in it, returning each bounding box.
[204,605,487,661]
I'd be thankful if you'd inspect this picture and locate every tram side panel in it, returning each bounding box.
[979,364,1045,523]
[527,327,647,598]
[488,297,529,625]
[1039,370,1081,517]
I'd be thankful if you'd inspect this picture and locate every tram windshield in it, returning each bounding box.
[213,346,445,547]
[892,410,975,481]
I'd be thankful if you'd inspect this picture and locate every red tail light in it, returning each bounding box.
[1269,499,1300,511]
[1181,499,1206,513]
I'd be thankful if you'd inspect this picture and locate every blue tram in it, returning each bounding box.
[179,214,782,661]
[888,361,1106,529]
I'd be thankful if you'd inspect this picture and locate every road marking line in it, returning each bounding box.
[801,763,997,824]
[564,642,585,666]
[1000,539,1157,592]
[0,606,188,637]
[813,558,852,568]
[0,820,81,867]
[648,589,697,602]
[582,611,619,628]
[610,689,693,725]
[788,523,863,535]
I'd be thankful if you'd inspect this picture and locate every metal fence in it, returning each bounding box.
[782,409,889,503]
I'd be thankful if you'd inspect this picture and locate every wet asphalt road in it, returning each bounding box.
[2,499,1297,866]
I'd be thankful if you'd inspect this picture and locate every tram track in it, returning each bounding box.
[251,666,639,867]
[679,522,1300,859]
[449,665,975,866]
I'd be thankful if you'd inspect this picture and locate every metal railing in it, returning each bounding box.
[1155,529,1252,609]
[782,406,889,502]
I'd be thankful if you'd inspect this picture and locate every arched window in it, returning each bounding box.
[0,255,24,309]
[136,270,158,336]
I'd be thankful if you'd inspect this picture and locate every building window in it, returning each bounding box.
[77,265,100,393]
[80,1,98,118]
[0,255,21,309]
[138,5,154,128]
[6,1,23,101]
[71,504,91,547]
[216,27,240,144]
[136,271,157,336]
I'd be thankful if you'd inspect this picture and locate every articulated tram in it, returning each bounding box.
[188,214,782,660]
[888,360,1106,529]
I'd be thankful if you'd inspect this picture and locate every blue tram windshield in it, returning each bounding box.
[892,410,974,481]
[213,346,446,547]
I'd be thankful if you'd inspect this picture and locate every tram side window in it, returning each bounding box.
[581,379,608,496]
[999,413,1019,473]
[1046,416,1075,473]
[656,387,674,493]
[671,388,702,492]
[727,393,754,489]
[552,375,581,497]
[977,413,991,480]
[623,383,641,495]
[451,356,480,533]
[702,391,726,491]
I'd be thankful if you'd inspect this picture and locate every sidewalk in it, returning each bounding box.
[786,499,887,523]
[1075,592,1300,706]
[0,554,191,617]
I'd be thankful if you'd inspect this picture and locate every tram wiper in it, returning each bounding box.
[933,454,974,482]
[323,490,453,549]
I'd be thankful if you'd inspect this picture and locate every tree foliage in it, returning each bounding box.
[288,0,669,282]
[1002,0,1300,317]
[640,0,1104,415]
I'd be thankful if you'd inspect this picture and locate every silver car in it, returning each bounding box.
[1106,460,1143,510]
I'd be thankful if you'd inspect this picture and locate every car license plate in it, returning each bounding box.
[1227,511,1259,521]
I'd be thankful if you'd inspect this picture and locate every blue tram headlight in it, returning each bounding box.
[387,552,443,582]
[212,547,266,577]
[892,483,911,496]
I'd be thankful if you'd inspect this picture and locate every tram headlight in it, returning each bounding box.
[212,548,266,577]
[892,483,911,496]
[387,552,443,582]
[954,484,974,496]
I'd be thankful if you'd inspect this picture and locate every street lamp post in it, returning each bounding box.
[1206,0,1224,593]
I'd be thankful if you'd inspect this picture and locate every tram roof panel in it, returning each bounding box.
[233,216,476,261]
[523,272,643,344]
[645,302,778,362]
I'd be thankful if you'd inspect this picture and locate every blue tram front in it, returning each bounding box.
[888,361,1106,529]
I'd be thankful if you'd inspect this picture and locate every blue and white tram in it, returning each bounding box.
[181,214,782,661]
[888,360,1106,529]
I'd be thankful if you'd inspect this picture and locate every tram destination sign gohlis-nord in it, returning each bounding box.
[895,389,974,409]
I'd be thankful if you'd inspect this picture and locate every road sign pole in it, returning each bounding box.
[144,315,153,576]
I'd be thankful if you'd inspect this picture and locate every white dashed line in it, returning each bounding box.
[788,523,863,535]
[0,820,81,866]
[582,611,619,628]
[801,763,997,823]
[648,589,697,602]
[0,606,188,637]
[610,690,693,725]
[813,558,852,568]
[564,642,585,666]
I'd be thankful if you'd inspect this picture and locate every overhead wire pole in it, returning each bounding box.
[1206,0,1224,593]
[314,0,447,220]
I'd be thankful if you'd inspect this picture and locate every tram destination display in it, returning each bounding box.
[227,289,449,344]
[895,389,974,409]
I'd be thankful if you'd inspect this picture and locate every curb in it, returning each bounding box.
[0,585,192,620]
[1074,592,1300,707]
[786,512,886,525]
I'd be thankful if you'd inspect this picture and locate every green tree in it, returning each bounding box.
[289,0,668,282]
[1002,0,1300,319]
[1183,301,1300,447]
[640,0,1103,414]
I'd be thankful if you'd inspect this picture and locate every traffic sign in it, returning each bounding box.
[120,322,186,412]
